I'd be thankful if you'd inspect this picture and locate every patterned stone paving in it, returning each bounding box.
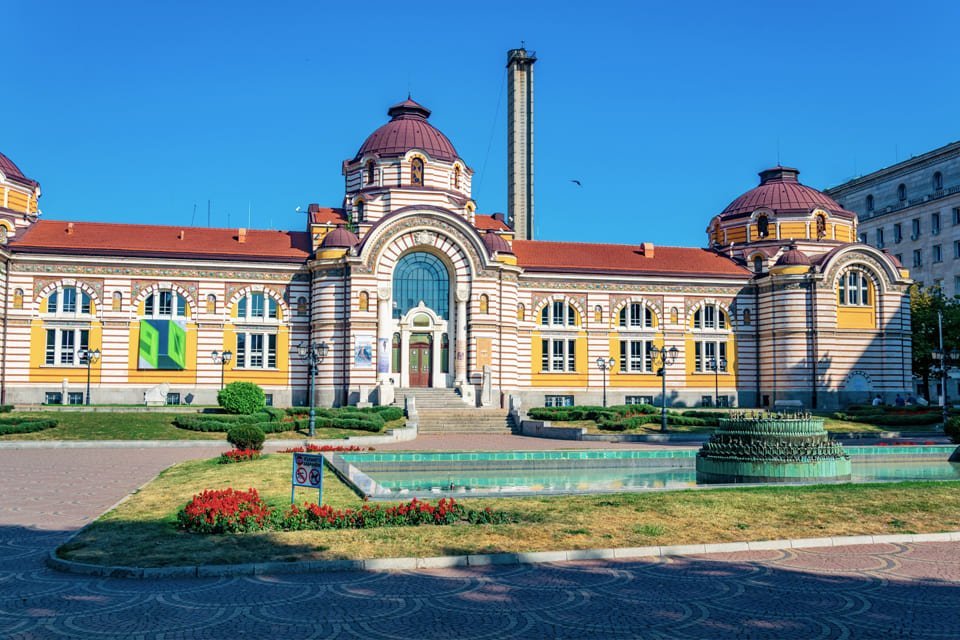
[1,447,958,639]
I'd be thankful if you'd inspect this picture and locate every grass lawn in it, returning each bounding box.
[0,412,403,441]
[58,452,960,568]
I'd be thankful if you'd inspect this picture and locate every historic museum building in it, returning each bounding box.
[0,97,913,410]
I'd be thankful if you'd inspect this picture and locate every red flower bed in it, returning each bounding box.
[277,444,368,453]
[177,488,272,534]
[218,448,262,464]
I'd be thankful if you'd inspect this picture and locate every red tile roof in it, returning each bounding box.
[11,220,311,262]
[308,205,347,225]
[511,240,752,278]
[474,214,511,231]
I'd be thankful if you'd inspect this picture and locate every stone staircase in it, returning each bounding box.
[394,388,515,435]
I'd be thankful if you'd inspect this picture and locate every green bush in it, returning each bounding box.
[833,411,942,427]
[0,405,13,413]
[0,418,58,435]
[227,424,266,451]
[173,411,275,432]
[946,417,960,444]
[217,382,266,415]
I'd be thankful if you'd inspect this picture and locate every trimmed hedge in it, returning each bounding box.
[946,417,960,444]
[0,405,13,413]
[0,417,58,435]
[832,411,942,426]
[217,381,266,415]
[174,404,399,434]
[227,424,266,451]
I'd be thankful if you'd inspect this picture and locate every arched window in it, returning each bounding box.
[47,286,92,316]
[594,305,602,323]
[453,165,461,189]
[692,303,727,330]
[539,300,578,327]
[235,291,279,321]
[756,214,769,238]
[13,288,23,310]
[866,195,874,212]
[670,307,678,324]
[619,302,655,328]
[837,269,871,306]
[410,157,424,186]
[743,309,751,326]
[897,184,907,202]
[358,291,369,312]
[143,290,187,318]
[296,296,308,316]
[393,252,449,319]
[934,172,943,191]
[112,291,122,312]
[517,303,525,321]
[355,200,365,224]
[366,160,375,185]
[753,256,764,273]
[479,294,489,314]
[206,294,216,313]
[815,213,827,239]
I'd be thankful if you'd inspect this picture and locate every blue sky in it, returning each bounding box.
[6,0,959,247]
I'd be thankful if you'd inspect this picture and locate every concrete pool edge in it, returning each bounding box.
[48,530,960,579]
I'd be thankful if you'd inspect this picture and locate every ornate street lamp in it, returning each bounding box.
[211,350,233,390]
[709,357,727,408]
[651,345,679,432]
[595,357,616,407]
[77,347,101,405]
[297,340,330,437]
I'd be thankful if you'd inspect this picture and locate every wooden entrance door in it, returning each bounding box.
[408,334,432,387]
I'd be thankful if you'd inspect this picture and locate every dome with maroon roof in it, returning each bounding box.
[482,230,513,255]
[719,167,853,220]
[775,244,811,267]
[354,98,459,163]
[320,226,359,249]
[0,151,39,188]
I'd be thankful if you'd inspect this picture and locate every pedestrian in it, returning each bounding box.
[895,394,905,407]
[871,394,882,406]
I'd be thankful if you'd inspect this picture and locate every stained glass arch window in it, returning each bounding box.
[393,252,450,319]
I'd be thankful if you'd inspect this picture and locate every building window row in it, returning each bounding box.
[235,332,277,369]
[618,339,655,373]
[693,341,727,373]
[44,328,89,366]
[540,338,577,373]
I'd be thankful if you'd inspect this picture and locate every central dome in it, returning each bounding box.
[719,167,853,220]
[354,97,459,163]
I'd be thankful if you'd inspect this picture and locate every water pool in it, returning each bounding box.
[328,447,960,499]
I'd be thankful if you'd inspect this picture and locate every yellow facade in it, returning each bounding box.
[221,325,291,386]
[529,331,588,386]
[28,320,103,384]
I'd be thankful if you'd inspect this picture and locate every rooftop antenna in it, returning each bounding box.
[247,201,252,229]
[227,211,231,227]
[190,203,197,226]
[207,200,211,227]
[776,137,781,166]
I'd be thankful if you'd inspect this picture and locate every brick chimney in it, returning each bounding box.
[178,229,186,240]
[66,222,74,235]
[238,228,247,243]
[640,242,654,258]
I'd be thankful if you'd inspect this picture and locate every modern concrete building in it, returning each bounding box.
[825,141,960,294]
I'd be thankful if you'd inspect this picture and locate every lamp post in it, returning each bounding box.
[709,357,727,408]
[651,345,679,432]
[77,347,101,405]
[297,340,330,438]
[211,350,233,390]
[931,311,958,427]
[595,357,615,407]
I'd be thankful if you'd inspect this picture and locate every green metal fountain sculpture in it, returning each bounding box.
[696,411,851,484]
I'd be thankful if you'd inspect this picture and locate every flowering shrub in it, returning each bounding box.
[218,449,262,464]
[177,488,272,534]
[277,444,368,453]
[177,492,511,534]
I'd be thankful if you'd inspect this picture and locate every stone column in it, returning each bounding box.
[454,285,469,385]
[376,286,392,383]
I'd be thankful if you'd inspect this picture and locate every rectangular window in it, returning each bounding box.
[567,339,576,372]
[701,395,714,407]
[264,394,274,407]
[251,293,265,318]
[703,306,715,329]
[955,241,960,259]
[165,392,181,405]
[933,245,942,263]
[80,292,91,314]
[912,218,921,239]
[62,288,76,313]
[644,307,653,328]
[954,208,960,225]
[875,228,884,247]
[625,395,654,405]
[551,339,564,371]
[46,328,87,366]
[542,338,576,372]
[45,329,56,365]
[694,341,703,372]
[932,212,941,235]
[848,272,860,305]
[541,338,549,372]
[59,330,75,365]
[236,333,246,365]
[159,291,173,316]
[719,342,728,371]
[144,294,154,316]
[67,392,84,405]
[267,334,277,368]
[913,249,922,267]
[955,276,960,296]
[177,295,186,317]
[238,297,247,318]
[859,233,867,244]
[544,395,574,407]
[894,223,902,243]
[268,297,278,319]
[249,333,264,367]
[552,301,564,326]
[44,391,62,405]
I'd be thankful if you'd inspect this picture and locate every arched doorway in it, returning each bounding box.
[391,252,453,388]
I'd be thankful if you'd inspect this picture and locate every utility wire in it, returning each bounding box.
[477,68,507,193]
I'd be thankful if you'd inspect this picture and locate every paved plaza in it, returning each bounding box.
[1,444,958,639]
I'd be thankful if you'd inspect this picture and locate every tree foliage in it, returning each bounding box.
[910,284,960,398]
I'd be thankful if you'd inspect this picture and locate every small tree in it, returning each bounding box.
[227,424,266,451]
[218,381,266,415]
[910,285,960,400]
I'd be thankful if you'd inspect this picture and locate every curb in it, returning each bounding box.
[0,430,415,450]
[46,530,960,580]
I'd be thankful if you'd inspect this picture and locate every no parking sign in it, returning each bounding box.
[291,453,324,504]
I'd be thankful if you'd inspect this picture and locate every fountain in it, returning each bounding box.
[696,411,851,484]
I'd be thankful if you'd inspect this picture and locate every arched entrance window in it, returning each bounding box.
[393,252,450,319]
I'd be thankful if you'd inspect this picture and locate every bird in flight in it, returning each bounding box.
[570,179,582,187]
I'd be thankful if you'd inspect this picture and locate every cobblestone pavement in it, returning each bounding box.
[2,448,959,639]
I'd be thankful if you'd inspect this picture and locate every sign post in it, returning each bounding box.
[291,453,324,505]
